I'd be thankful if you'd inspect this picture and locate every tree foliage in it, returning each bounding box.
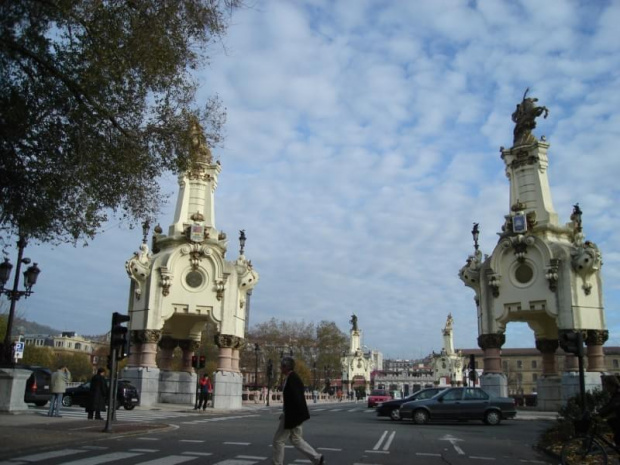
[245,318,348,388]
[0,0,239,244]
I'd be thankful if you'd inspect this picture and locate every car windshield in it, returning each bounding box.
[371,390,387,396]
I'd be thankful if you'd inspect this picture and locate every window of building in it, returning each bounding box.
[517,360,523,369]
[614,359,619,369]
[531,360,537,369]
[532,374,538,382]
[503,361,508,371]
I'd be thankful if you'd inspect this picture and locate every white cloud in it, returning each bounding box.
[9,0,620,361]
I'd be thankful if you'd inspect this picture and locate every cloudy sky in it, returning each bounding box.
[7,0,620,360]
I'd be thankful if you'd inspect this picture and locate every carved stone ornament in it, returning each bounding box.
[131,329,162,344]
[158,336,178,350]
[125,243,152,300]
[477,333,506,350]
[159,266,173,296]
[180,242,211,270]
[214,334,243,349]
[215,278,227,301]
[178,339,201,352]
[570,240,602,295]
[488,272,501,298]
[545,259,560,292]
[535,338,559,354]
[585,329,609,346]
[501,234,535,263]
[184,224,210,244]
[458,250,482,296]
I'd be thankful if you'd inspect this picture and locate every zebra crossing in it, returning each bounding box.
[34,408,247,423]
[0,445,271,465]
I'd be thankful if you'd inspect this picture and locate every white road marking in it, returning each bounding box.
[224,442,251,446]
[0,449,85,462]
[59,452,142,464]
[373,431,388,450]
[439,434,465,455]
[131,456,198,464]
[182,452,213,457]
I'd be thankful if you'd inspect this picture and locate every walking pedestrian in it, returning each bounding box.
[48,365,71,417]
[272,356,324,465]
[196,373,212,411]
[86,368,108,420]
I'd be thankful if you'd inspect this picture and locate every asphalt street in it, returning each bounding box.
[0,402,556,465]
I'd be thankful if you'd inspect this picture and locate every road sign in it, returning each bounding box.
[14,341,24,359]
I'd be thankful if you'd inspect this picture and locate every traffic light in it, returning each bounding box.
[199,355,206,369]
[191,355,198,368]
[111,312,130,360]
[560,330,584,357]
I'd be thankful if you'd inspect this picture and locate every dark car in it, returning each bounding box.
[62,379,139,410]
[399,386,517,426]
[23,366,53,407]
[376,387,444,421]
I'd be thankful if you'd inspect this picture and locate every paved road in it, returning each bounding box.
[0,402,556,464]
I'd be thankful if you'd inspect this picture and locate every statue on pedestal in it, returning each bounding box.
[350,314,358,332]
[511,89,549,146]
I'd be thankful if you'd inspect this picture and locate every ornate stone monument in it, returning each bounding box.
[431,314,465,385]
[459,92,605,409]
[123,118,259,408]
[341,314,374,395]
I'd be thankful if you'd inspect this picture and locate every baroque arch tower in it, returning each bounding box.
[124,119,259,409]
[459,91,605,408]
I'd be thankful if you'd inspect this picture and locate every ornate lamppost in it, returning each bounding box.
[0,236,41,365]
[471,223,480,252]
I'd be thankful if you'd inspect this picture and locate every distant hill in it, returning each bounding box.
[10,317,106,341]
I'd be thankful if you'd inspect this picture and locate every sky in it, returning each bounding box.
[4,0,620,360]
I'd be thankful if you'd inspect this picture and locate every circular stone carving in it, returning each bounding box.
[185,270,204,288]
[515,263,534,284]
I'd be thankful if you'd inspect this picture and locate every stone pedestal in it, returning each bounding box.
[159,371,197,405]
[562,371,602,403]
[0,368,31,413]
[480,372,507,398]
[122,367,161,407]
[213,370,243,409]
[536,376,562,410]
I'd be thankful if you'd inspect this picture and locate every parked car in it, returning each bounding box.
[376,387,444,420]
[23,366,53,407]
[367,389,392,408]
[399,386,517,425]
[62,379,140,410]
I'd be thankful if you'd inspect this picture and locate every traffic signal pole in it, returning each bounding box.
[103,346,118,433]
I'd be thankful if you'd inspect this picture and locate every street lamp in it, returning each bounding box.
[239,230,246,255]
[254,343,260,395]
[471,223,480,252]
[0,236,41,365]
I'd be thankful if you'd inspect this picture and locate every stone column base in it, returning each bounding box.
[480,372,507,398]
[159,371,197,405]
[536,376,562,411]
[213,370,243,409]
[122,367,161,407]
[562,371,602,403]
[0,368,31,413]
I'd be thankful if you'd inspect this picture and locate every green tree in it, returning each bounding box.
[22,345,55,368]
[0,0,239,245]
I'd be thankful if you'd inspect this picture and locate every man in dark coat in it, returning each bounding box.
[272,356,324,465]
[87,368,108,420]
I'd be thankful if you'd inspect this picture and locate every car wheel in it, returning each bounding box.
[62,396,73,407]
[390,409,401,421]
[123,404,135,410]
[413,409,429,425]
[484,410,502,425]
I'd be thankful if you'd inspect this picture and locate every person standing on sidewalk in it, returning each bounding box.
[272,356,324,465]
[86,368,108,420]
[48,365,71,417]
[196,374,212,411]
